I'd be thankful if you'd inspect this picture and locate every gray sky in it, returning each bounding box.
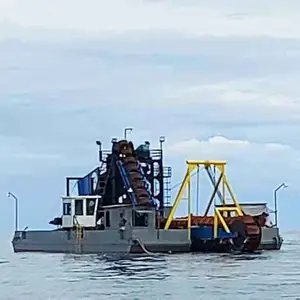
[1,0,299,232]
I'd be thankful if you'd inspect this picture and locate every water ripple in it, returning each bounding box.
[1,232,300,299]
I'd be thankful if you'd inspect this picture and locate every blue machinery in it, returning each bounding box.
[116,160,138,205]
[65,140,169,208]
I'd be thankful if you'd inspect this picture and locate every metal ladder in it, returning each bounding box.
[95,162,108,195]
[73,216,84,253]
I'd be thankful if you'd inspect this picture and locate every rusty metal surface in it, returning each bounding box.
[117,140,152,205]
[159,215,262,251]
[116,140,261,251]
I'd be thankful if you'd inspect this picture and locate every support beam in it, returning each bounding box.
[204,173,223,216]
[213,212,218,238]
[205,166,224,203]
[165,159,243,237]
[215,209,230,233]
[188,172,191,240]
[187,160,226,167]
[223,176,243,216]
[213,206,243,238]
[164,165,196,229]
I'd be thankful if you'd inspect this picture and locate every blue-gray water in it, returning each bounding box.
[1,232,300,300]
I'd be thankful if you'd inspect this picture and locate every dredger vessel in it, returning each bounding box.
[12,137,283,254]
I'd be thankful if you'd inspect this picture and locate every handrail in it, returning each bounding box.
[213,206,243,238]
[100,149,163,161]
[137,163,152,199]
[163,166,172,177]
[62,195,102,200]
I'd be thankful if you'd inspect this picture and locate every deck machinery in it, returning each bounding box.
[12,138,282,254]
[65,139,170,215]
[161,160,262,252]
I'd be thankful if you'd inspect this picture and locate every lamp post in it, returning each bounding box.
[159,136,166,166]
[124,127,133,140]
[159,136,166,210]
[96,140,102,162]
[274,183,287,226]
[159,136,165,152]
[7,192,19,232]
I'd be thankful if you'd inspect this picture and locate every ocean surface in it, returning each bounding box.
[1,231,300,300]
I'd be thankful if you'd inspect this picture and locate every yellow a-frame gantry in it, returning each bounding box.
[164,160,244,240]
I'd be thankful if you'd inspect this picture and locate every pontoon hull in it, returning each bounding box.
[258,227,283,250]
[12,226,282,254]
[11,228,191,254]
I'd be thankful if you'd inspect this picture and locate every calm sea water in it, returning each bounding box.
[1,232,300,300]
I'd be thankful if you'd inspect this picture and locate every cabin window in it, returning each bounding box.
[105,211,110,227]
[133,211,148,227]
[75,199,83,215]
[63,203,71,215]
[86,199,96,215]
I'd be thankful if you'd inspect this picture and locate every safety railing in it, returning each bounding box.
[213,206,243,238]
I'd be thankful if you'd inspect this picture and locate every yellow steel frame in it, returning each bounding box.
[164,160,244,239]
[213,207,241,238]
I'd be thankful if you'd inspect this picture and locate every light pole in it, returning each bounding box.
[159,136,166,210]
[96,140,102,162]
[124,127,133,140]
[274,183,287,226]
[159,136,165,153]
[7,192,19,232]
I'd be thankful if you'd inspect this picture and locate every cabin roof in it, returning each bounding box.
[101,204,155,211]
[101,203,132,209]
[61,195,102,200]
[239,203,274,216]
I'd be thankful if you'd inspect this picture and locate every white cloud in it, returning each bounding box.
[12,153,61,160]
[163,135,298,220]
[167,136,295,160]
[164,135,296,230]
[166,136,299,184]
[0,135,65,176]
[1,34,300,176]
[0,1,300,39]
[164,76,300,126]
[1,1,300,230]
